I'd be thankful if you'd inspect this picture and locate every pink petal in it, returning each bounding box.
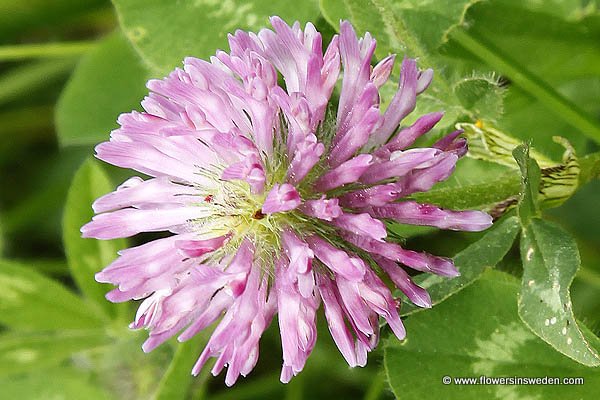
[368,58,419,146]
[314,154,372,192]
[81,206,208,240]
[340,232,459,277]
[416,68,434,94]
[375,256,432,308]
[378,111,444,153]
[282,230,314,276]
[306,235,365,281]
[336,21,376,140]
[92,176,199,213]
[398,152,458,196]
[367,201,493,231]
[329,84,381,167]
[434,129,468,156]
[95,140,212,186]
[286,134,325,184]
[371,54,395,88]
[330,212,387,242]
[299,196,343,221]
[317,274,359,367]
[262,183,301,214]
[276,258,319,382]
[359,148,439,185]
[97,234,197,300]
[338,183,403,208]
[175,234,230,258]
[221,153,266,194]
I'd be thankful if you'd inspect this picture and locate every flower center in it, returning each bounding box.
[193,169,291,266]
[253,210,266,220]
[192,111,341,268]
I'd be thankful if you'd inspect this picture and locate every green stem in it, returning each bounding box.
[209,372,283,400]
[284,372,305,400]
[0,41,94,61]
[576,267,600,291]
[364,372,386,400]
[16,258,69,276]
[0,58,76,106]
[0,105,53,135]
[152,333,210,400]
[450,29,600,143]
[369,0,454,97]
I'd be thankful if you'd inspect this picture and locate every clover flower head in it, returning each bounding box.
[82,16,492,386]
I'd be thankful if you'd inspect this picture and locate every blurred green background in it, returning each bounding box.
[0,0,599,399]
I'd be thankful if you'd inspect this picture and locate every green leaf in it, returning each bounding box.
[453,1,600,86]
[320,0,504,128]
[440,1,600,144]
[0,217,4,256]
[1,147,88,237]
[0,0,107,39]
[0,58,75,107]
[0,106,54,157]
[513,144,541,225]
[152,334,209,400]
[320,0,395,60]
[519,218,600,366]
[508,0,599,21]
[452,76,504,120]
[63,158,127,319]
[113,0,320,74]
[0,330,110,376]
[320,0,478,58]
[11,258,68,278]
[0,367,112,400]
[56,32,151,147]
[0,40,95,62]
[0,259,106,330]
[385,269,600,399]
[499,88,590,160]
[402,215,520,315]
[449,27,600,144]
[390,0,481,53]
[579,151,600,188]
